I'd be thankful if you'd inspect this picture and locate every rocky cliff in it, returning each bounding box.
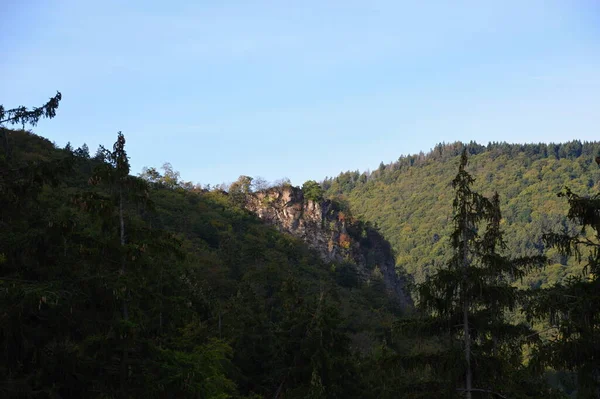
[245,186,413,308]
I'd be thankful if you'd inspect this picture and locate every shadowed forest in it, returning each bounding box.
[1,95,599,398]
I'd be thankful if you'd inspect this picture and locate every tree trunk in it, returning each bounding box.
[463,224,472,399]
[463,301,472,399]
[119,189,129,399]
[120,189,127,318]
[2,127,9,160]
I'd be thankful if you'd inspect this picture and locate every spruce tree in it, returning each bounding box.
[76,132,235,397]
[527,186,600,398]
[0,92,61,159]
[417,150,546,398]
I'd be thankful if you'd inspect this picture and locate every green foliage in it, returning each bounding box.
[0,92,62,127]
[139,162,181,189]
[0,129,236,398]
[302,180,324,202]
[0,128,401,398]
[228,175,253,206]
[324,140,600,289]
[404,151,548,398]
[0,92,62,161]
[4,117,588,398]
[526,187,600,398]
[139,165,162,183]
[229,175,253,194]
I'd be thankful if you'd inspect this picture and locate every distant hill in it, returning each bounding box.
[323,140,600,288]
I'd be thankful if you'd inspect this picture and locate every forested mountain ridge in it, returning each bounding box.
[323,140,600,287]
[0,128,407,398]
[3,126,594,398]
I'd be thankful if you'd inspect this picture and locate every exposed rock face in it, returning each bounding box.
[245,186,413,308]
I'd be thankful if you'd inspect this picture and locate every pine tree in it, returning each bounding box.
[417,150,546,398]
[76,132,236,397]
[0,92,61,159]
[84,132,154,397]
[527,186,600,398]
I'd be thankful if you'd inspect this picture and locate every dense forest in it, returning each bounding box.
[323,141,600,287]
[1,127,410,398]
[1,96,599,398]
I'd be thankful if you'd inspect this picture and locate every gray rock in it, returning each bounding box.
[245,186,413,308]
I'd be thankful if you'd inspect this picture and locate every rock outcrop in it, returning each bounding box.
[245,186,413,308]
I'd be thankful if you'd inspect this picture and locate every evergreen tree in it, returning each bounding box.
[74,143,90,158]
[91,132,141,397]
[527,186,600,398]
[0,92,62,159]
[416,150,546,398]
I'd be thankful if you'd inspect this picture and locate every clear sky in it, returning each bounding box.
[2,1,600,186]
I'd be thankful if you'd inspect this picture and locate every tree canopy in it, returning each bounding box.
[3,94,599,397]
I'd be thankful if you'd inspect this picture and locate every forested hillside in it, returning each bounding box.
[323,141,600,287]
[0,129,406,398]
[1,117,597,397]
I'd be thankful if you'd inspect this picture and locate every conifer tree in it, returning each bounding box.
[77,132,235,397]
[0,92,61,159]
[85,132,155,397]
[527,186,600,398]
[417,150,546,398]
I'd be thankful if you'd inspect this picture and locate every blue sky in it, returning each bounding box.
[2,1,600,186]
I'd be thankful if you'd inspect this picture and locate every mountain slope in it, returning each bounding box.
[0,129,402,398]
[323,141,600,287]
